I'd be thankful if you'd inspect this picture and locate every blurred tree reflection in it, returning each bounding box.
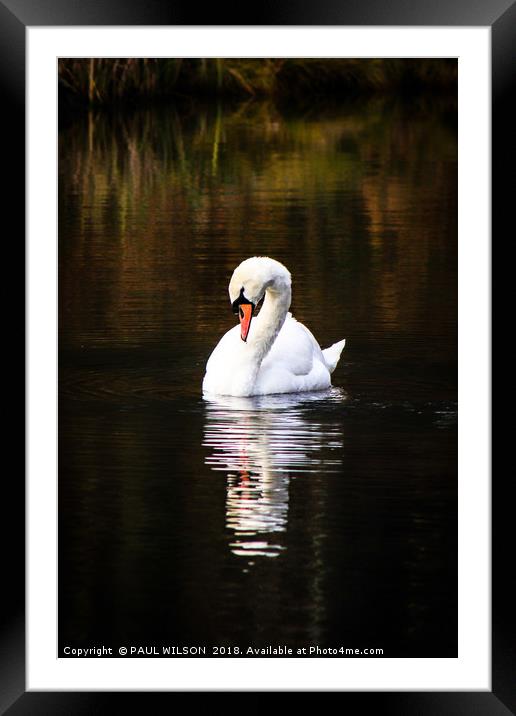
[59,99,457,361]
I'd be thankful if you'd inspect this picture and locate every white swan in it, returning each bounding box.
[202,256,346,397]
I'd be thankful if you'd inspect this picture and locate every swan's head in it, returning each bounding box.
[229,257,292,342]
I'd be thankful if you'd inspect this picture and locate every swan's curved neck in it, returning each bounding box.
[248,284,291,365]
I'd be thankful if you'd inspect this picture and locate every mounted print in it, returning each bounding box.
[14,15,501,708]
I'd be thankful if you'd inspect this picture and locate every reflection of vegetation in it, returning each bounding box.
[59,96,458,652]
[59,99,457,358]
[59,58,457,107]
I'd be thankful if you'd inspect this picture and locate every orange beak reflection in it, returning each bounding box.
[239,303,253,342]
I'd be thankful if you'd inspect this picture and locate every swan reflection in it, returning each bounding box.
[203,389,345,559]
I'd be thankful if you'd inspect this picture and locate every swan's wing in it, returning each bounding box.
[204,324,240,373]
[262,314,323,377]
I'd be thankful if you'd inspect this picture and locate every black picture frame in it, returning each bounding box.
[3,0,508,711]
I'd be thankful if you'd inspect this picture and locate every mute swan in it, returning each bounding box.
[202,257,346,397]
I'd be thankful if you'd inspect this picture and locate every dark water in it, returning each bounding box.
[59,98,457,657]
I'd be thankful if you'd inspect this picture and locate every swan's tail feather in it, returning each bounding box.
[322,339,346,374]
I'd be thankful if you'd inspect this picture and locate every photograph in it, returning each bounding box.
[57,57,458,659]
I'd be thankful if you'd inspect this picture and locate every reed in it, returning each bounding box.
[59,58,457,108]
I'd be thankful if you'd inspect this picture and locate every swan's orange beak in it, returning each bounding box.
[239,304,253,342]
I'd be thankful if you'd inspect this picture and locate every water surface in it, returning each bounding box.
[59,98,457,656]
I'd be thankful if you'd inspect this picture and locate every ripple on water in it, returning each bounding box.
[202,389,346,558]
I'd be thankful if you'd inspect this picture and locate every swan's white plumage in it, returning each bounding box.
[322,338,347,373]
[202,257,345,397]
